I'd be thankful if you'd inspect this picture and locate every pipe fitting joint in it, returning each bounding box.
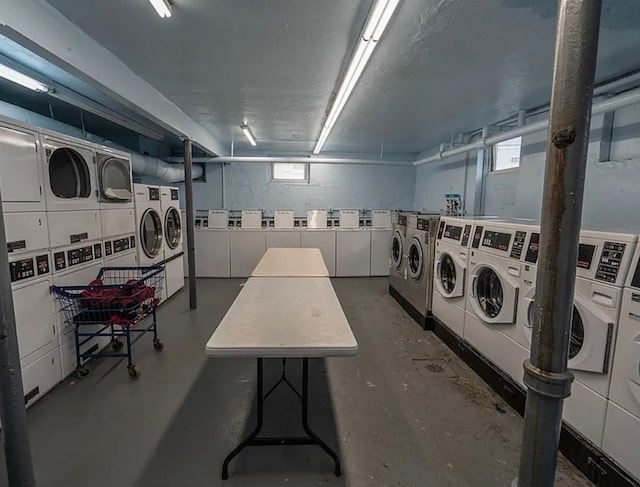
[522,359,575,399]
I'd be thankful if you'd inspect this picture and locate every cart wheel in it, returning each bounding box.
[111,339,124,352]
[153,339,165,352]
[76,366,91,380]
[127,365,141,380]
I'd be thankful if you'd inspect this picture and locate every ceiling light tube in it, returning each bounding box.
[313,0,400,154]
[148,0,172,18]
[240,124,257,146]
[0,63,51,93]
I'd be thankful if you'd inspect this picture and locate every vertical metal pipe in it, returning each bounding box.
[516,1,602,486]
[0,199,36,486]
[183,138,197,310]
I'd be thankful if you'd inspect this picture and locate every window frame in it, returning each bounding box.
[490,136,522,172]
[270,162,310,183]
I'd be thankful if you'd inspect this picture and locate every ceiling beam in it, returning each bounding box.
[0,0,228,156]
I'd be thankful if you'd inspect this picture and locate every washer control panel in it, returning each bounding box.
[510,231,527,260]
[595,241,626,283]
[10,253,50,283]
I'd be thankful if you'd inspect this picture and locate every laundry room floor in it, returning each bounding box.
[0,278,588,487]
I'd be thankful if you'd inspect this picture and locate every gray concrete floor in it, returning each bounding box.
[0,278,589,486]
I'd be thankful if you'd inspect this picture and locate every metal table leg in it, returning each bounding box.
[221,357,342,479]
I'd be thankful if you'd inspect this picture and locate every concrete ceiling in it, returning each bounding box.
[30,0,640,157]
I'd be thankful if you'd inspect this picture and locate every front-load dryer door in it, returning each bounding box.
[435,250,465,298]
[470,263,518,324]
[391,230,403,270]
[164,207,182,251]
[98,154,132,202]
[407,236,424,282]
[140,209,163,258]
[568,295,614,374]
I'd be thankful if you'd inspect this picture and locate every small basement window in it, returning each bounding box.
[271,163,309,182]
[491,136,522,171]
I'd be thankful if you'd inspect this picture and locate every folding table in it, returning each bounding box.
[206,276,358,479]
[251,247,329,277]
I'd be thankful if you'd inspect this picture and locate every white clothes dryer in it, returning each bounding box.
[40,130,99,212]
[0,117,46,214]
[603,244,640,482]
[95,145,134,209]
[160,186,184,299]
[432,217,475,338]
[389,213,409,299]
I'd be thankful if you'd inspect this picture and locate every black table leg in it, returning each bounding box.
[221,357,342,479]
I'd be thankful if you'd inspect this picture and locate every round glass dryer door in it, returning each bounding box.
[407,236,424,281]
[164,207,182,250]
[475,267,504,318]
[391,231,403,269]
[99,156,132,201]
[439,253,457,295]
[527,301,583,360]
[48,148,91,198]
[140,209,163,258]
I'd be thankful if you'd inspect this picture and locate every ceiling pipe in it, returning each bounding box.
[130,152,203,182]
[165,156,413,166]
[414,86,640,166]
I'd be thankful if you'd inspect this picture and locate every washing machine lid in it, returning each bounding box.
[140,209,163,258]
[98,154,132,202]
[407,236,424,281]
[391,230,403,269]
[164,207,182,250]
[48,147,91,199]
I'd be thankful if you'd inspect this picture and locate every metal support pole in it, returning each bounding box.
[183,138,197,310]
[516,1,602,486]
[0,198,36,486]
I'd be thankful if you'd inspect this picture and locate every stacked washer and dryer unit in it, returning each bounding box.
[160,186,185,300]
[0,117,59,407]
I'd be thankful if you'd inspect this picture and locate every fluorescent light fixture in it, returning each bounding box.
[148,0,172,18]
[51,88,165,141]
[313,0,400,155]
[0,63,51,93]
[240,124,257,146]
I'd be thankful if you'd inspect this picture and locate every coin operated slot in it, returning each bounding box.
[36,254,50,275]
[10,258,35,283]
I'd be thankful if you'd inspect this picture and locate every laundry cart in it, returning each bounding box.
[52,266,165,380]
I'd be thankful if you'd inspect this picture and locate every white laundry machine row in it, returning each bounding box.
[431,217,475,339]
[194,210,231,278]
[160,186,184,299]
[604,244,640,483]
[134,183,165,267]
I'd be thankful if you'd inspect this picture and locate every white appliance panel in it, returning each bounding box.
[266,231,301,249]
[22,348,61,409]
[195,230,230,278]
[4,211,49,254]
[370,229,391,276]
[301,230,336,277]
[230,230,266,277]
[102,208,135,239]
[48,210,102,249]
[336,230,371,277]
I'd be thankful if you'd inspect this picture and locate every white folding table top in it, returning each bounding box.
[251,247,329,277]
[206,277,358,357]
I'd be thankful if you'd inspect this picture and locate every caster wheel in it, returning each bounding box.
[76,366,90,380]
[127,365,141,380]
[153,339,165,352]
[111,340,124,352]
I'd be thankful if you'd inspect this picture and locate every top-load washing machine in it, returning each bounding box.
[403,214,440,327]
[230,210,266,277]
[603,244,640,481]
[134,184,164,268]
[160,186,184,299]
[266,210,301,248]
[336,209,371,277]
[516,228,637,447]
[195,210,230,278]
[432,217,475,338]
[463,221,534,386]
[301,210,336,276]
[370,209,391,276]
